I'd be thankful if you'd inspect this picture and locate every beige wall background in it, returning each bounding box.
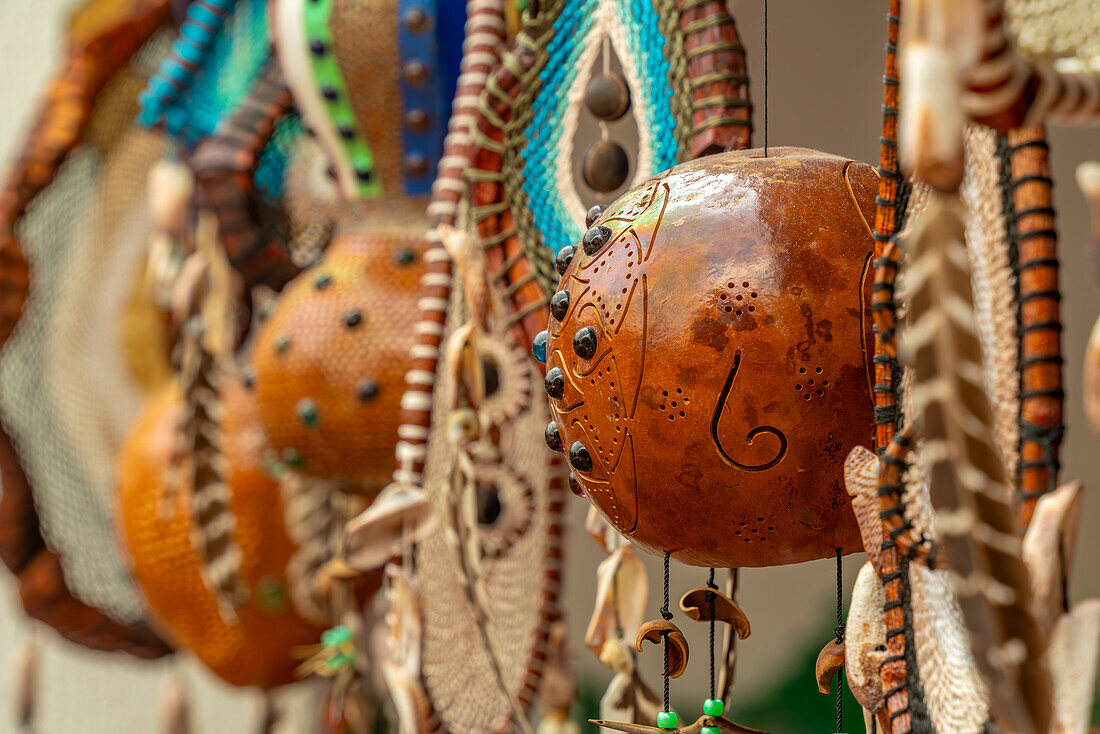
[0,1,1097,732]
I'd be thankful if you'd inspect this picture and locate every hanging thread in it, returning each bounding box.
[707,567,717,701]
[763,0,768,157]
[661,551,673,713]
[834,548,844,733]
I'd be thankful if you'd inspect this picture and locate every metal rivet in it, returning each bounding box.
[309,39,326,57]
[582,225,611,255]
[338,124,355,140]
[573,326,598,359]
[405,108,430,132]
[544,367,564,398]
[568,472,585,497]
[355,168,373,183]
[296,398,320,429]
[405,153,429,176]
[356,378,379,401]
[403,60,430,86]
[314,273,333,290]
[321,83,339,101]
[550,290,570,321]
[282,447,304,467]
[344,310,362,328]
[569,441,593,472]
[554,245,576,276]
[585,205,604,228]
[544,421,563,452]
[404,8,430,32]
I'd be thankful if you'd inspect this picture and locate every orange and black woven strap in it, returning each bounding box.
[996,127,1064,529]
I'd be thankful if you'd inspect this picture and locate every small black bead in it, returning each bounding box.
[309,39,326,56]
[585,205,604,228]
[356,378,379,401]
[554,245,576,276]
[544,421,563,452]
[582,225,611,255]
[544,367,564,399]
[344,309,363,328]
[338,124,355,140]
[572,326,598,359]
[314,273,333,290]
[550,290,570,321]
[355,168,373,183]
[321,84,339,101]
[241,366,255,389]
[394,248,416,266]
[568,472,585,497]
[569,441,593,472]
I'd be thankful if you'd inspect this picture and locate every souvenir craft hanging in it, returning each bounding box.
[2,1,1100,733]
[0,0,179,658]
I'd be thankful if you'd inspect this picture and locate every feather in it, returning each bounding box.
[899,192,1053,734]
[174,215,247,622]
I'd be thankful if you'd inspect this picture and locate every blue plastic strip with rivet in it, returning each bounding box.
[398,0,446,196]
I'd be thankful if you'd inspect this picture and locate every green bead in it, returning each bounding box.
[656,711,677,729]
[703,699,724,717]
[701,728,720,734]
[256,575,287,614]
[282,447,304,468]
[321,625,353,647]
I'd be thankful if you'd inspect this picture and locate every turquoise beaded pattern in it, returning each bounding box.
[303,0,382,199]
[138,0,238,136]
[517,0,680,257]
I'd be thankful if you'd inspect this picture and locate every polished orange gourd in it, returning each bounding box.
[545,148,877,568]
[118,383,323,688]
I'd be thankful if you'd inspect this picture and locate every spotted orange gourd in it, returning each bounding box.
[118,382,333,688]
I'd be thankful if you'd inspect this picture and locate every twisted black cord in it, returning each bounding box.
[707,568,717,701]
[662,551,672,712]
[835,548,844,733]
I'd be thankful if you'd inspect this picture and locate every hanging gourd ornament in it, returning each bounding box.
[117,382,333,689]
[249,213,428,489]
[541,148,878,568]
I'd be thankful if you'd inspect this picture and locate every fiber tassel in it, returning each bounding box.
[159,674,191,734]
[14,639,38,732]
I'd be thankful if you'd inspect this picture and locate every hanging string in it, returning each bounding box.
[763,0,769,157]
[707,568,717,701]
[661,551,673,713]
[834,549,844,733]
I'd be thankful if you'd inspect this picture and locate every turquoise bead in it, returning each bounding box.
[656,711,677,729]
[703,699,724,717]
[532,330,548,364]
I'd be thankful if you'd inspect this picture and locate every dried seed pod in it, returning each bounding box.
[635,620,689,678]
[815,638,846,695]
[678,587,751,640]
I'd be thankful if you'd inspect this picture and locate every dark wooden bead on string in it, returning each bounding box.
[583,140,630,193]
[584,72,631,121]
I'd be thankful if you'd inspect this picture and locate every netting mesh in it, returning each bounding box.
[0,32,173,625]
[416,288,559,732]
